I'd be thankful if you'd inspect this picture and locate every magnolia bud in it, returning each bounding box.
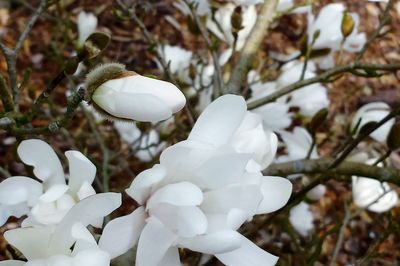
[341,12,355,38]
[85,63,186,123]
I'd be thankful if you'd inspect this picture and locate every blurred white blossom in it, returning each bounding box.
[307,3,366,69]
[0,139,97,226]
[157,45,193,83]
[351,102,395,143]
[289,202,314,236]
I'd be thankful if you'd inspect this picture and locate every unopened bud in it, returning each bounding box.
[387,123,400,151]
[80,32,111,60]
[85,63,186,123]
[341,12,355,38]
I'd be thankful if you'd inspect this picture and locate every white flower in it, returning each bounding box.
[174,0,210,16]
[307,3,366,69]
[113,95,292,265]
[114,122,165,162]
[351,102,395,143]
[206,4,257,50]
[306,184,327,201]
[0,139,97,226]
[1,193,122,266]
[289,202,314,236]
[279,127,318,161]
[352,159,398,213]
[352,177,398,213]
[158,45,193,83]
[77,11,98,45]
[91,71,186,123]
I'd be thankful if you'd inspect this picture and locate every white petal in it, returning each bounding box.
[65,151,96,193]
[39,184,69,203]
[306,184,326,201]
[147,182,203,210]
[0,176,42,206]
[158,247,181,266]
[17,139,65,185]
[257,176,293,214]
[0,261,26,266]
[150,204,207,238]
[206,208,248,233]
[136,217,177,266]
[201,185,262,216]
[4,226,53,260]
[216,235,279,266]
[194,153,251,189]
[126,164,167,205]
[289,202,314,236]
[77,11,98,45]
[71,222,97,244]
[76,181,96,200]
[178,230,242,254]
[99,206,146,259]
[188,94,247,147]
[72,248,110,266]
[48,193,121,254]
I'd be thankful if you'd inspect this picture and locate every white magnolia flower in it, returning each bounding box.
[110,95,292,266]
[352,159,398,213]
[206,4,257,50]
[289,202,314,236]
[158,45,193,83]
[88,64,186,123]
[0,139,97,226]
[77,11,98,45]
[307,3,366,69]
[279,127,318,161]
[351,102,395,143]
[114,122,165,162]
[278,127,326,200]
[1,193,123,266]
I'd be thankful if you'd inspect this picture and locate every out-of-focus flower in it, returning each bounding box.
[206,4,257,50]
[352,159,398,213]
[77,11,98,46]
[278,127,326,200]
[174,0,210,16]
[352,177,398,212]
[1,193,122,266]
[157,45,193,83]
[351,102,395,143]
[85,63,186,123]
[307,3,366,69]
[113,95,291,265]
[0,139,97,226]
[279,127,318,161]
[114,122,165,162]
[289,202,314,236]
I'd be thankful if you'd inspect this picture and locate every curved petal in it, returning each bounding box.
[136,217,177,266]
[0,261,26,266]
[147,182,203,210]
[48,193,121,254]
[65,150,96,193]
[188,94,247,147]
[194,153,251,189]
[201,185,262,216]
[257,176,292,214]
[99,207,146,259]
[126,164,167,205]
[72,249,110,266]
[4,226,53,260]
[76,181,96,200]
[158,247,181,266]
[216,235,279,266]
[71,222,97,244]
[39,184,69,203]
[0,176,42,206]
[289,202,314,236]
[206,208,248,233]
[150,204,207,238]
[178,230,242,254]
[17,139,64,185]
